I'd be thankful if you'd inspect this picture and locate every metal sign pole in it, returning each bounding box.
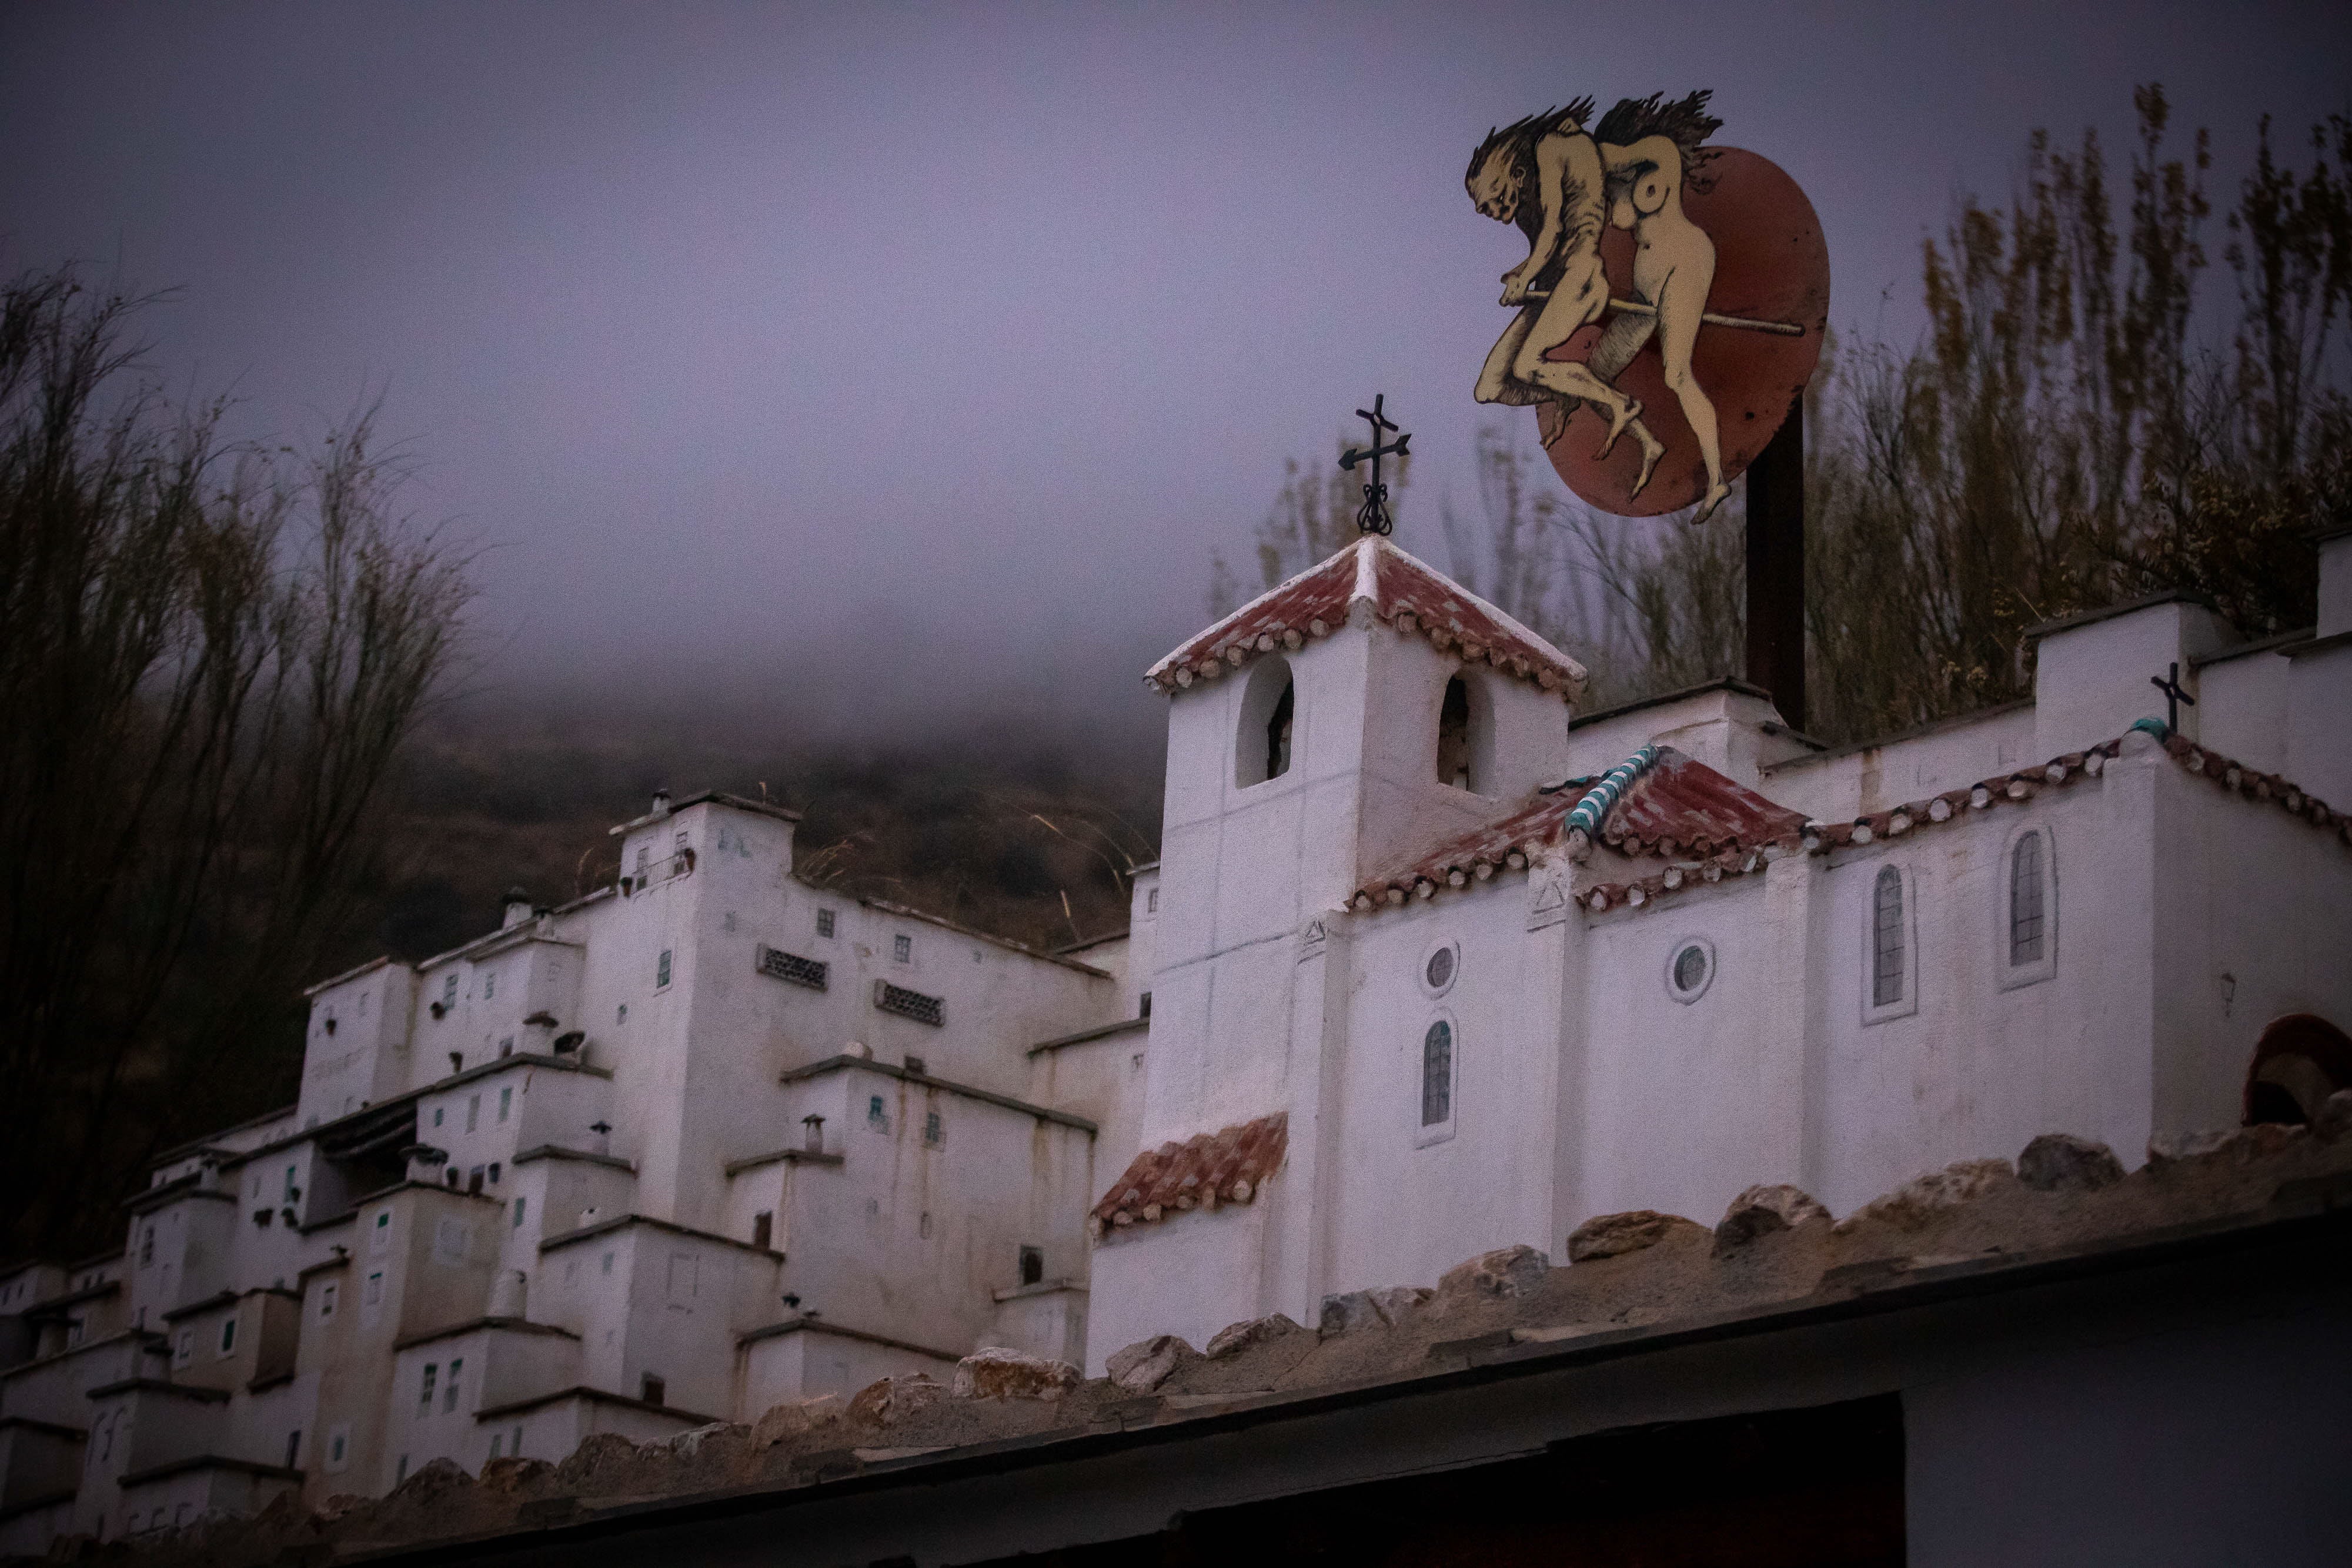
[1742,396,1805,733]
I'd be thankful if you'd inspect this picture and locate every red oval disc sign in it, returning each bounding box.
[1538,148,1828,517]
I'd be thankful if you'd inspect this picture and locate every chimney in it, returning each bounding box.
[652,789,672,817]
[502,887,533,928]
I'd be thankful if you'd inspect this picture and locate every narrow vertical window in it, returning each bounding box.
[1019,1245,1044,1286]
[893,933,912,963]
[1437,678,1471,788]
[498,1086,512,1122]
[2009,834,2044,965]
[511,1196,526,1230]
[751,1212,772,1251]
[1421,1019,1454,1126]
[1872,867,1905,1007]
[419,1363,437,1413]
[656,950,672,988]
[817,908,836,938]
[444,1357,462,1413]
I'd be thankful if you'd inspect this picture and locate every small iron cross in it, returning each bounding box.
[1339,393,1410,536]
[2150,661,2197,732]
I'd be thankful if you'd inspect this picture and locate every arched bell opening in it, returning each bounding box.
[1435,670,1496,794]
[1235,655,1296,788]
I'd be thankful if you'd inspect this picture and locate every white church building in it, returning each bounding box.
[4,526,2348,1549]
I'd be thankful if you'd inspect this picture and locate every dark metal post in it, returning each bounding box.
[1743,399,1806,733]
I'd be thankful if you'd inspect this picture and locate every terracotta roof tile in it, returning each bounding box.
[1348,747,1804,909]
[1144,538,1587,700]
[1090,1114,1287,1236]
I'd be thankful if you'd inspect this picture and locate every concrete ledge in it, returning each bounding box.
[159,1289,238,1323]
[472,1384,723,1427]
[722,1148,845,1177]
[538,1212,781,1261]
[123,1175,237,1216]
[394,1316,581,1353]
[514,1144,636,1174]
[1568,674,1775,731]
[736,1314,961,1362]
[779,1057,1098,1134]
[991,1279,1086,1304]
[1027,1017,1149,1057]
[19,1279,120,1318]
[0,1489,76,1526]
[2023,587,2223,640]
[83,1378,229,1404]
[118,1454,301,1488]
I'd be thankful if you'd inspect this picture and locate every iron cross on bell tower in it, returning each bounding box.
[1339,393,1411,536]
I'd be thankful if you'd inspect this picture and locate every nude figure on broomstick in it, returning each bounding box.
[1466,100,1668,499]
[1469,91,1800,524]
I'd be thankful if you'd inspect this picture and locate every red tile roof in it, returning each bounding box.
[1090,1114,1287,1237]
[1577,724,2351,915]
[1144,538,1587,700]
[1349,747,1805,907]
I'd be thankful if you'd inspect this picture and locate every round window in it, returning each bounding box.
[1420,942,1460,997]
[1664,938,1715,1004]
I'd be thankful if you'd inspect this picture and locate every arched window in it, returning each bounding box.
[1420,1019,1454,1129]
[1871,866,1905,1008]
[2008,833,2045,965]
[1437,678,1471,788]
[1235,656,1295,787]
[1997,826,2058,989]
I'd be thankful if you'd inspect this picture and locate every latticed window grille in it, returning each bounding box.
[756,945,828,991]
[2009,835,2045,965]
[873,980,944,1027]
[1421,1019,1454,1126]
[1872,867,1905,1007]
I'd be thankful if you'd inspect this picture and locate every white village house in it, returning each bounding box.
[4,526,2348,1549]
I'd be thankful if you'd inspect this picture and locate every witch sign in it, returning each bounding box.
[1466,91,1829,522]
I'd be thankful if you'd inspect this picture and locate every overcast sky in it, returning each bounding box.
[5,1,2347,744]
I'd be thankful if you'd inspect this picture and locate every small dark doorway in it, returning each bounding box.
[2244,1014,2352,1126]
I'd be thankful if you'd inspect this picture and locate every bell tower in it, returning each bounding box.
[1135,536,1584,1148]
[1082,534,1585,1363]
